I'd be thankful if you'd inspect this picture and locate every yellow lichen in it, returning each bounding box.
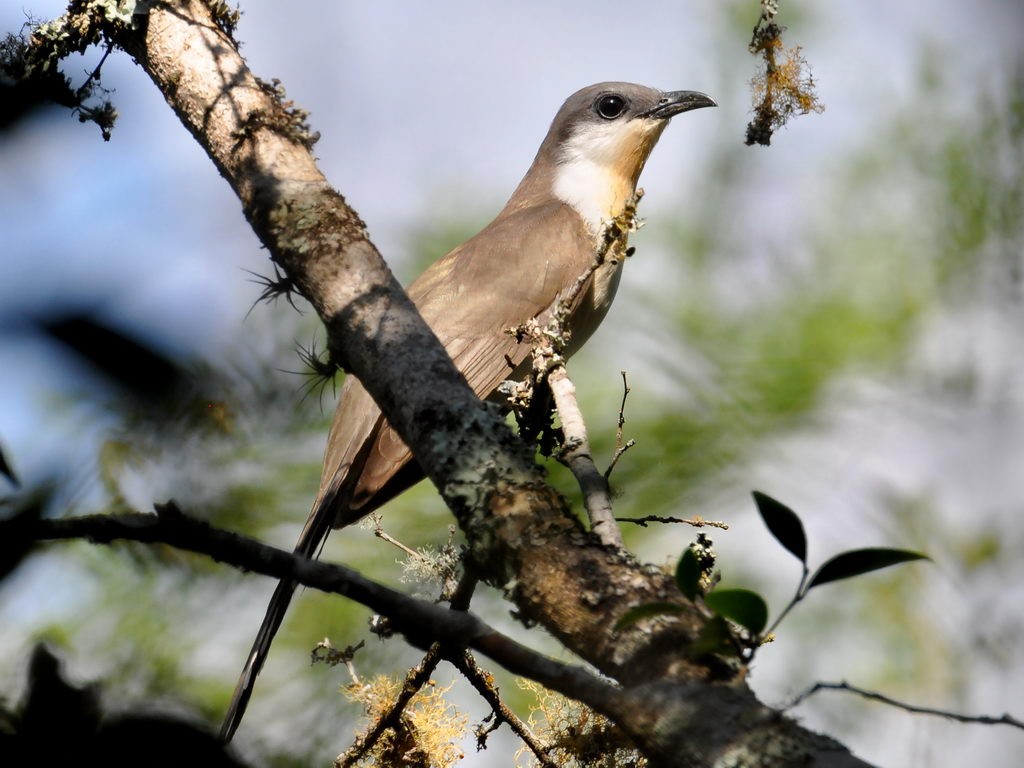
[513,679,646,768]
[342,675,467,767]
[747,17,824,146]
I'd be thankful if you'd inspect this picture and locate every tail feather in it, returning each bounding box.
[221,380,418,742]
[219,575,301,742]
[219,497,336,743]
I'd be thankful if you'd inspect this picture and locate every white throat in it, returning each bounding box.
[552,119,660,233]
[552,124,631,233]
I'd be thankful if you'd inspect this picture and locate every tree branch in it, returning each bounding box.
[20,505,630,709]
[790,680,1024,731]
[513,204,647,550]
[549,367,622,548]
[616,515,730,530]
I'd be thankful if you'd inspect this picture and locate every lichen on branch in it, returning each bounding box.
[746,0,824,146]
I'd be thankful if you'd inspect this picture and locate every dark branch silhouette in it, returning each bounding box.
[790,680,1024,731]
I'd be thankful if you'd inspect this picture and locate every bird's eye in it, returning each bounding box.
[595,94,627,120]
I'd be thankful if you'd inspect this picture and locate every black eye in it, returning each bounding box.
[595,94,627,120]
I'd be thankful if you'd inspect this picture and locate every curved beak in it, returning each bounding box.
[640,90,717,120]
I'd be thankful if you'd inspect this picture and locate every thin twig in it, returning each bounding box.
[336,568,479,766]
[447,567,479,612]
[549,195,640,336]
[372,514,426,560]
[616,514,729,530]
[18,506,629,720]
[605,372,635,481]
[311,638,365,684]
[789,680,1024,731]
[453,651,557,768]
[604,439,636,481]
[615,371,630,447]
[74,41,114,100]
[549,367,623,548]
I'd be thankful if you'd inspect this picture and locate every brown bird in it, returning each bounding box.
[221,82,716,741]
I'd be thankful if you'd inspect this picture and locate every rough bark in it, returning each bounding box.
[43,1,881,765]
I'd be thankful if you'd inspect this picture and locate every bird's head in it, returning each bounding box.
[510,82,716,232]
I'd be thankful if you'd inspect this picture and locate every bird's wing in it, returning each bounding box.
[322,200,598,524]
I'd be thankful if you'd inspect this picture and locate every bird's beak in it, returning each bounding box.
[639,90,717,120]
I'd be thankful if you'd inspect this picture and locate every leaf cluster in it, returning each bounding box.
[618,492,928,662]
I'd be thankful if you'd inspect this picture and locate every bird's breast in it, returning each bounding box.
[589,253,625,317]
[564,254,625,358]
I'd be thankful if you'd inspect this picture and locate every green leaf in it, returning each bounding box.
[703,588,769,635]
[807,548,929,589]
[752,491,807,563]
[687,615,736,659]
[675,548,701,600]
[614,602,686,632]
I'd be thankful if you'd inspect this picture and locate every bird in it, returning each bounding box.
[221,82,716,741]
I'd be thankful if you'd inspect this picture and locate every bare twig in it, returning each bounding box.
[73,41,114,102]
[615,371,630,447]
[15,505,629,717]
[311,638,364,683]
[616,515,729,530]
[340,593,554,766]
[604,439,636,481]
[338,568,503,765]
[372,514,424,560]
[789,680,1024,731]
[338,561,480,764]
[447,567,478,612]
[548,368,622,548]
[453,651,557,768]
[605,371,635,481]
[552,192,643,334]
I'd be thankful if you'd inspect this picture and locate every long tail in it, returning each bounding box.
[219,501,334,743]
[221,386,398,742]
